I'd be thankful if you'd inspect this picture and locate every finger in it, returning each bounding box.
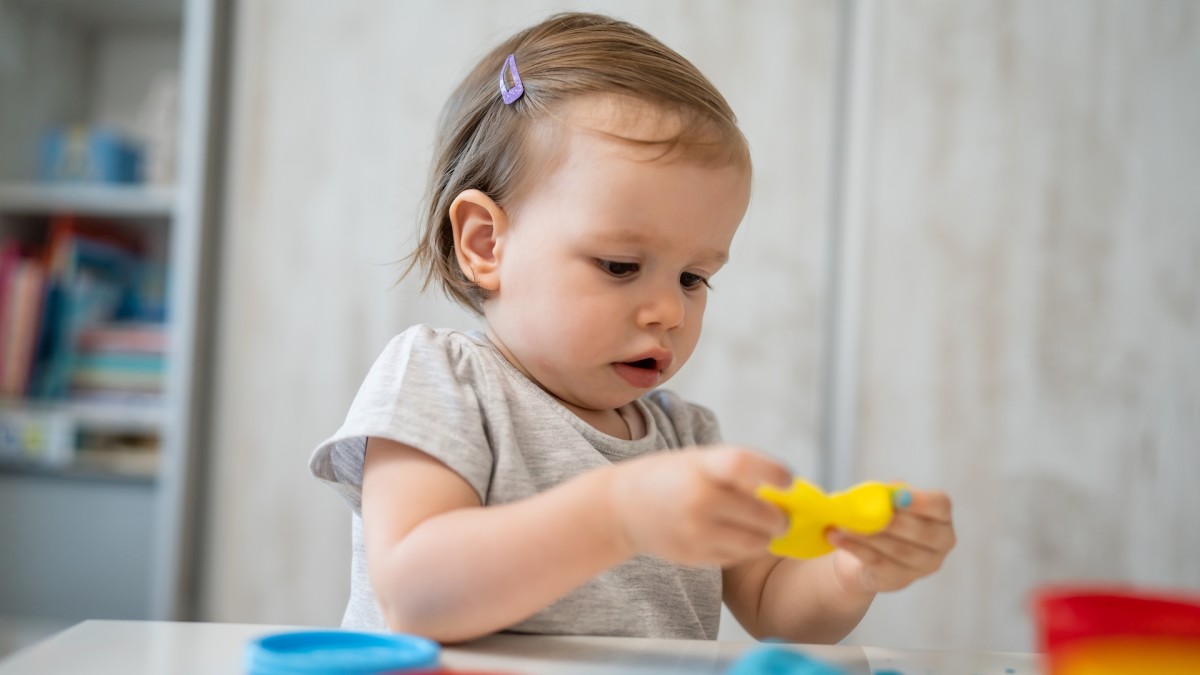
[827,530,892,568]
[884,511,957,553]
[900,489,953,523]
[708,488,790,537]
[833,530,938,571]
[875,516,943,556]
[700,446,791,493]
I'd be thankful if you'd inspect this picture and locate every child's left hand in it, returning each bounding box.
[826,488,955,593]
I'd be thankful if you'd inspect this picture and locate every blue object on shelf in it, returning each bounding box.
[727,645,846,675]
[244,630,439,675]
[38,126,143,184]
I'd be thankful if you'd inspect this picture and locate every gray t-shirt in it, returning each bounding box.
[309,325,725,639]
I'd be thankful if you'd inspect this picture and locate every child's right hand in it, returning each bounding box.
[607,446,792,566]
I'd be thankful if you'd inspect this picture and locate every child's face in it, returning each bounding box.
[482,98,751,422]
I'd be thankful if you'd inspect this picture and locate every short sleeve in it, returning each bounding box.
[309,326,496,510]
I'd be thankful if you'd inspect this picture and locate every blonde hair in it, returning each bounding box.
[406,12,750,314]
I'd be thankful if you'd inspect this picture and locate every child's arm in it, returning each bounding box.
[361,438,790,643]
[723,489,955,642]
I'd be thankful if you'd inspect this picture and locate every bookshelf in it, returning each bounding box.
[0,0,226,638]
[0,183,176,218]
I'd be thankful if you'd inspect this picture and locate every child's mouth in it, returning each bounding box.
[614,358,663,389]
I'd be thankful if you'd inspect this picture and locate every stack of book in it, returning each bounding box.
[0,214,167,404]
[70,322,166,402]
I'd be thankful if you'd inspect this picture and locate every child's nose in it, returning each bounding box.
[636,280,686,329]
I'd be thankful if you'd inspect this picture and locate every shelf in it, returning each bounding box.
[0,457,157,485]
[0,397,166,432]
[0,183,176,218]
[0,398,165,480]
[0,397,163,482]
[0,0,221,623]
[63,398,168,432]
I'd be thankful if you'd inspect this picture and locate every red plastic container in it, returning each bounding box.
[1035,586,1200,675]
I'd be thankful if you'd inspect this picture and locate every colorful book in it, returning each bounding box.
[30,216,147,398]
[1,259,47,397]
[0,241,22,388]
[75,322,167,354]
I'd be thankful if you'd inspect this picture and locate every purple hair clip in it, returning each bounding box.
[499,53,524,105]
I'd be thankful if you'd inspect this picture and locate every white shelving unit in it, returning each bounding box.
[0,0,226,641]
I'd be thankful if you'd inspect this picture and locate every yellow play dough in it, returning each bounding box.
[756,479,899,559]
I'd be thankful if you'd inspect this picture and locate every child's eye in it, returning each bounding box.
[680,272,711,290]
[597,260,639,277]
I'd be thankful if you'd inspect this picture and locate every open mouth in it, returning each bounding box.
[614,357,664,389]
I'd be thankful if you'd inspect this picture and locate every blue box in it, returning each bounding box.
[38,127,144,184]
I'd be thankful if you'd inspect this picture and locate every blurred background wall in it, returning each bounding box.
[200,0,1199,652]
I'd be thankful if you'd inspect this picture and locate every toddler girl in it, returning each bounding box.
[311,11,955,644]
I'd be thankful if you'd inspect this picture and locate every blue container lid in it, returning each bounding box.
[726,645,845,675]
[245,630,440,674]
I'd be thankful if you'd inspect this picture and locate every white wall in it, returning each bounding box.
[845,0,1200,651]
[201,0,1200,652]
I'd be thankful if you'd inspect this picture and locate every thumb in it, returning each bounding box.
[700,445,791,493]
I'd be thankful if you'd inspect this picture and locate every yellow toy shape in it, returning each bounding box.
[756,479,901,559]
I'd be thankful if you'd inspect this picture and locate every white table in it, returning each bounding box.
[0,620,1040,674]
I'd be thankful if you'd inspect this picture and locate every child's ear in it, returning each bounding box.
[449,189,508,291]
